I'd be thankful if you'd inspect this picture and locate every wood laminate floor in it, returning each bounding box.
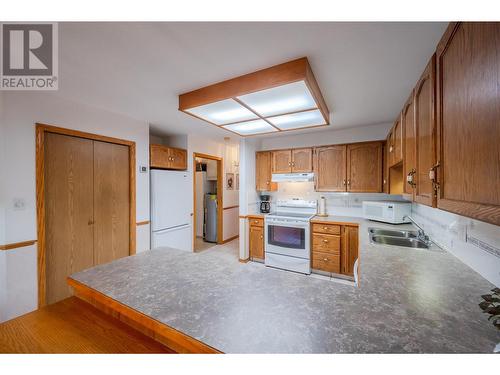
[0,297,173,353]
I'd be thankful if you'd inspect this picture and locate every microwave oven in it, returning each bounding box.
[362,201,411,224]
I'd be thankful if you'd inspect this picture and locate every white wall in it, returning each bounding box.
[0,92,150,322]
[259,122,391,150]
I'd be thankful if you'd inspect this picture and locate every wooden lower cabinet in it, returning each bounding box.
[249,218,264,260]
[311,222,358,277]
[341,226,359,277]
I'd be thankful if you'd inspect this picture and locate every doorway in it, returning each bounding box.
[36,123,136,307]
[193,153,223,251]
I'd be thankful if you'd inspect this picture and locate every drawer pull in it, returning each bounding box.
[323,239,328,243]
[323,258,328,261]
[260,235,263,239]
[323,226,328,230]
[254,220,259,223]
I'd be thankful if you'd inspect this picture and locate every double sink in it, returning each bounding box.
[368,228,430,249]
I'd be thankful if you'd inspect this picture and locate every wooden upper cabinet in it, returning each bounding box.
[314,145,347,192]
[291,148,313,172]
[392,117,403,166]
[272,150,292,173]
[346,142,383,193]
[150,144,187,170]
[435,22,500,225]
[414,55,437,207]
[272,148,312,173]
[402,92,416,199]
[256,151,277,191]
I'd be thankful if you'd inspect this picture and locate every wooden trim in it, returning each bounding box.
[238,258,250,263]
[179,57,330,136]
[67,278,221,353]
[136,221,150,226]
[310,218,360,227]
[221,235,239,244]
[238,215,248,219]
[0,240,37,251]
[36,123,136,308]
[223,205,239,210]
[192,153,224,248]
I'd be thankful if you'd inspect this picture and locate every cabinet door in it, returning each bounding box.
[383,138,389,193]
[168,147,187,170]
[387,129,394,166]
[414,56,436,207]
[393,117,403,165]
[256,151,277,191]
[341,226,358,276]
[314,145,347,192]
[402,93,416,199]
[346,142,383,192]
[436,22,500,225]
[150,144,170,169]
[249,225,264,260]
[272,150,292,173]
[291,148,313,172]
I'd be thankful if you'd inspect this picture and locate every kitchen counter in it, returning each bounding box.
[70,216,499,353]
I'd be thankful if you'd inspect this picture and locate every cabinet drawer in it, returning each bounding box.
[312,251,340,273]
[249,217,264,227]
[312,233,340,254]
[312,223,340,235]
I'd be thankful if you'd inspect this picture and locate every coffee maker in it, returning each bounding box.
[260,195,271,213]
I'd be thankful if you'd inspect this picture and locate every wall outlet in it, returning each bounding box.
[13,198,26,210]
[139,165,148,173]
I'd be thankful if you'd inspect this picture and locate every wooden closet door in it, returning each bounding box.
[44,133,94,305]
[93,141,130,265]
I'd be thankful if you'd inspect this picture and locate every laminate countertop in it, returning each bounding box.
[70,215,499,353]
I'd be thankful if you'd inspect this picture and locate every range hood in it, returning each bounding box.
[271,172,315,183]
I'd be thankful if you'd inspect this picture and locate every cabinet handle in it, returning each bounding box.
[260,235,263,239]
[347,180,350,185]
[343,179,346,185]
[88,219,94,225]
[389,145,393,152]
[288,162,291,166]
[407,169,417,188]
[254,220,259,224]
[323,258,328,261]
[292,162,295,166]
[323,239,328,243]
[323,226,328,230]
[266,181,269,185]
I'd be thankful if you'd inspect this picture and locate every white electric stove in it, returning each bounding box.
[264,199,317,274]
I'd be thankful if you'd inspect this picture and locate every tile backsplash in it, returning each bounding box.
[411,203,500,287]
[263,181,406,216]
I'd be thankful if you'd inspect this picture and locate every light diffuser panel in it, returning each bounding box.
[222,119,277,136]
[237,81,317,117]
[185,98,258,125]
[267,109,326,130]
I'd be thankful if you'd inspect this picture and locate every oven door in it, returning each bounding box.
[265,221,310,259]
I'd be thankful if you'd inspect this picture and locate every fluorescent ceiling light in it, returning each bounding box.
[237,81,317,117]
[267,109,326,130]
[222,119,277,136]
[185,99,258,125]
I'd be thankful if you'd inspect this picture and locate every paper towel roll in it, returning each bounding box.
[318,196,326,216]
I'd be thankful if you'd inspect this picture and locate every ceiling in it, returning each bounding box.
[57,22,447,140]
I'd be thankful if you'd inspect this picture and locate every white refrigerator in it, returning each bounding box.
[150,170,192,251]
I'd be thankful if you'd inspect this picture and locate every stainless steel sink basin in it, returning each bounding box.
[368,228,418,238]
[370,234,429,249]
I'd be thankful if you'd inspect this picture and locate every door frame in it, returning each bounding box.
[192,152,223,249]
[35,123,136,307]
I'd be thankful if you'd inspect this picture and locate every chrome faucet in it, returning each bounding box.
[403,215,430,244]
